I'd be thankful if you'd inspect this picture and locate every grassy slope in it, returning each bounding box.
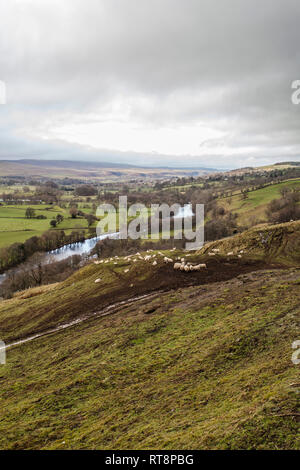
[202,220,300,265]
[0,221,299,449]
[218,179,300,226]
[0,221,299,343]
[0,268,299,449]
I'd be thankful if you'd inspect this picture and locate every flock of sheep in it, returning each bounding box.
[94,247,208,277]
[94,246,245,283]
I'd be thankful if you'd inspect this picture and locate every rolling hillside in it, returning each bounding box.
[217,179,300,226]
[0,221,299,449]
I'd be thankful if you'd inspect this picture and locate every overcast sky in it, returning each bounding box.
[0,0,300,169]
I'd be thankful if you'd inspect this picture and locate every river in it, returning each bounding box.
[44,203,193,263]
[0,204,193,285]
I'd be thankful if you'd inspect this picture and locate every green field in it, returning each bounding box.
[0,203,94,249]
[218,179,300,225]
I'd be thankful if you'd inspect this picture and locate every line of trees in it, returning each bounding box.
[266,188,300,224]
[1,253,83,299]
[0,230,86,273]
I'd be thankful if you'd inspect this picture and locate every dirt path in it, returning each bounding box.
[1,259,293,350]
[1,291,163,351]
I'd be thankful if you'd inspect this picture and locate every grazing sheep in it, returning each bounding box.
[191,264,204,271]
[208,252,216,256]
[124,269,129,273]
[227,252,234,256]
[173,262,182,270]
[164,256,173,263]
[94,278,102,283]
[153,261,157,266]
[212,248,220,253]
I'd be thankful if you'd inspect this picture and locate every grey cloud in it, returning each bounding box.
[0,0,300,168]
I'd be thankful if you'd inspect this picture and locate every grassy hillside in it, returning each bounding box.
[0,268,299,449]
[202,220,300,265]
[218,179,300,226]
[0,221,299,343]
[0,220,299,449]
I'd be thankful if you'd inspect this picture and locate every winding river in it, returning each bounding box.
[0,204,193,285]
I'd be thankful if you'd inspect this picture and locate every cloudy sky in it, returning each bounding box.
[0,0,300,169]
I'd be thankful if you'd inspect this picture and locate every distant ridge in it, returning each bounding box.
[274,161,300,166]
[0,159,219,172]
[1,159,137,169]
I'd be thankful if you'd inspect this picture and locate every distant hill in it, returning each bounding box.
[3,159,137,169]
[0,159,217,180]
[274,161,300,166]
